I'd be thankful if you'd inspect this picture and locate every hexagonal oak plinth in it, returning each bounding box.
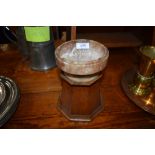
[57,78,103,121]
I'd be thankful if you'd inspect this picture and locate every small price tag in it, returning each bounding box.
[76,43,89,49]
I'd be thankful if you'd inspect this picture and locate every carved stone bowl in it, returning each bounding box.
[55,39,109,76]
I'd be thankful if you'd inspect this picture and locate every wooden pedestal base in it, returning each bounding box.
[57,78,103,121]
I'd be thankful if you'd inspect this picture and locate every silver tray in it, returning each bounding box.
[0,76,20,127]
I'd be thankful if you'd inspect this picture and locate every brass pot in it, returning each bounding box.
[130,46,155,96]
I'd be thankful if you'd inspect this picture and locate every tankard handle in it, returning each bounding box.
[2,26,17,45]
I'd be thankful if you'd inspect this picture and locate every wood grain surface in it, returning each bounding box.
[1,42,155,128]
[77,32,142,48]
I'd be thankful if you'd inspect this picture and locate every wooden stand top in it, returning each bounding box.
[1,41,155,128]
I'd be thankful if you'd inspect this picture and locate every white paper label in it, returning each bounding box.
[76,43,89,49]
